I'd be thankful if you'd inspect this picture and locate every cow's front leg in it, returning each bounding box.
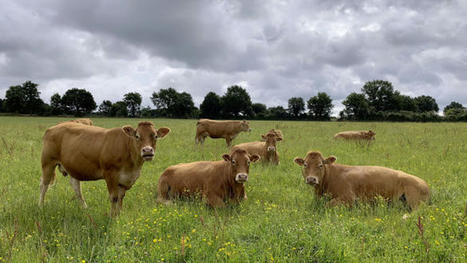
[225,137,232,147]
[117,186,126,211]
[104,172,120,217]
[207,194,225,208]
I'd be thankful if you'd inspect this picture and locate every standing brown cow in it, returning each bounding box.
[40,121,170,216]
[157,149,260,207]
[69,118,93,126]
[293,151,430,210]
[334,130,375,140]
[231,129,283,165]
[195,119,251,146]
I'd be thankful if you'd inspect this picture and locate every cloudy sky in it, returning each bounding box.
[1,0,466,114]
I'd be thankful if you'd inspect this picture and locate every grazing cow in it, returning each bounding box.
[195,119,251,146]
[231,130,283,165]
[334,130,375,140]
[69,118,93,126]
[40,121,170,216]
[293,151,430,210]
[157,149,260,207]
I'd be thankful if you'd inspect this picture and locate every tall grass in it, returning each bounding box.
[0,117,465,262]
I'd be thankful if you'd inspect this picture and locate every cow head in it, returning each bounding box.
[241,120,251,132]
[122,121,170,161]
[261,133,282,152]
[222,149,260,183]
[367,130,376,140]
[293,151,336,186]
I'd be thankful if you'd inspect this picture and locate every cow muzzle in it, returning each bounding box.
[141,146,155,161]
[267,146,276,152]
[235,173,248,183]
[306,176,319,185]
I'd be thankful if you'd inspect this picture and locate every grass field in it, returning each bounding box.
[0,116,465,262]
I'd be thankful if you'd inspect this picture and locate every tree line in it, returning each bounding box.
[1,80,466,121]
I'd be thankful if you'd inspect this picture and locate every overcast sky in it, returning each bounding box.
[1,0,466,115]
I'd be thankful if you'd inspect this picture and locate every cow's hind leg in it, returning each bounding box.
[69,177,87,208]
[156,178,173,205]
[39,162,56,206]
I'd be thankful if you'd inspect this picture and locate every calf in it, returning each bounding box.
[157,149,260,207]
[40,121,170,216]
[293,151,430,210]
[334,130,375,140]
[231,130,282,165]
[195,119,251,146]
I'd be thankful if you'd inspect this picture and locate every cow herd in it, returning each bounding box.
[39,118,430,216]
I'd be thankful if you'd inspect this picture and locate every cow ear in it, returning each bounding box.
[222,154,231,162]
[294,157,305,166]
[249,154,260,162]
[323,156,337,164]
[122,126,136,137]
[156,127,171,139]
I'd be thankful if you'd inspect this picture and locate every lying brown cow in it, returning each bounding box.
[69,118,93,126]
[157,149,260,207]
[195,119,251,146]
[40,121,170,216]
[231,130,283,165]
[293,151,430,210]
[334,130,375,140]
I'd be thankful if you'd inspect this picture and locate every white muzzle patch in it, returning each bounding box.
[267,146,275,152]
[141,146,155,160]
[235,173,248,183]
[306,176,319,185]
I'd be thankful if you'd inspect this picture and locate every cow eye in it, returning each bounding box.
[232,160,236,165]
[303,163,308,168]
[318,163,323,168]
[135,133,140,139]
[153,134,157,140]
[247,161,250,166]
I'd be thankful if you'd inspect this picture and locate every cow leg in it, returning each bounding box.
[117,186,126,211]
[207,195,225,208]
[69,177,87,208]
[156,178,173,205]
[104,173,120,217]
[225,137,232,147]
[39,162,56,206]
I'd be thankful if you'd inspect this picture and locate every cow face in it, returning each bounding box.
[241,120,251,132]
[294,151,336,186]
[123,122,170,161]
[222,149,260,183]
[367,130,376,140]
[261,133,282,152]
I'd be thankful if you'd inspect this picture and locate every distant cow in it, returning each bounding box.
[40,121,170,216]
[195,119,251,146]
[69,118,93,126]
[293,151,430,210]
[231,129,283,165]
[157,149,260,207]
[334,130,375,140]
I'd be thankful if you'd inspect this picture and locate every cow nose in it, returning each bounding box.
[267,146,275,152]
[306,176,318,185]
[142,146,154,154]
[235,173,248,182]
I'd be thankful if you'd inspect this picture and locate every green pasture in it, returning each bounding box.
[0,116,465,262]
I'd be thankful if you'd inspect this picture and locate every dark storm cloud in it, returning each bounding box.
[0,0,466,113]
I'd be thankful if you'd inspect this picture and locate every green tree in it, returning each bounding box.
[396,94,418,112]
[200,92,222,119]
[123,92,142,117]
[307,92,333,120]
[252,103,267,118]
[221,85,253,118]
[50,93,63,115]
[111,101,128,117]
[61,88,97,116]
[4,81,44,114]
[443,101,463,115]
[414,95,439,113]
[151,88,196,118]
[288,97,305,118]
[341,92,370,120]
[361,80,399,112]
[0,98,4,112]
[98,100,113,117]
[266,106,288,120]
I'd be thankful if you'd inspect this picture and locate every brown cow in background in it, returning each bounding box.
[69,118,93,126]
[40,121,170,216]
[293,151,430,210]
[231,129,283,165]
[157,149,260,207]
[195,119,251,146]
[334,130,375,140]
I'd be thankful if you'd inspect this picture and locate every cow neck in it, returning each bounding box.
[222,162,242,196]
[125,133,144,167]
[318,163,332,195]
